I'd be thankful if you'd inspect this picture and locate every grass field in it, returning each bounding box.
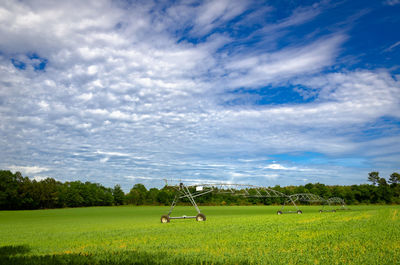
[0,205,399,264]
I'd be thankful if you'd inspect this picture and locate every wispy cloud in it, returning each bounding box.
[260,4,322,32]
[384,40,400,52]
[95,150,131,157]
[192,0,248,36]
[223,34,346,89]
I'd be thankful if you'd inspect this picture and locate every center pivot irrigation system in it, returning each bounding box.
[160,182,347,223]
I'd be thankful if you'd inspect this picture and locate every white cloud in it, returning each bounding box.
[95,150,131,157]
[100,157,109,163]
[260,4,322,32]
[264,164,290,170]
[223,34,346,89]
[124,175,159,180]
[192,0,248,36]
[32,176,48,181]
[0,0,399,189]
[38,100,49,110]
[7,166,49,175]
[263,174,279,179]
[223,70,400,129]
[109,110,131,120]
[229,172,246,177]
[77,93,93,101]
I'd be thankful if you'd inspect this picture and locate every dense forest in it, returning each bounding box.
[1,170,399,210]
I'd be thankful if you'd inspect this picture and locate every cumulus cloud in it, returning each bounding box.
[0,0,399,189]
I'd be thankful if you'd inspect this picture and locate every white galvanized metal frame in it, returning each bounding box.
[161,182,347,222]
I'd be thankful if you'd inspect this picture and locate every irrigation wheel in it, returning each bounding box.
[277,211,283,215]
[196,213,206,222]
[160,215,170,223]
[297,210,303,214]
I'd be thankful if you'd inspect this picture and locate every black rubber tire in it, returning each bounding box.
[196,213,206,222]
[297,210,302,214]
[319,210,323,213]
[332,210,336,213]
[277,211,283,215]
[160,215,170,223]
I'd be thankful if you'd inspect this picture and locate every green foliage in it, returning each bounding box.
[389,172,400,185]
[0,171,116,210]
[368,171,380,185]
[126,184,147,205]
[113,185,125,205]
[0,170,21,209]
[0,205,399,264]
[2,170,400,210]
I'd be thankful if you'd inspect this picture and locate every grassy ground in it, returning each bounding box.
[0,205,399,264]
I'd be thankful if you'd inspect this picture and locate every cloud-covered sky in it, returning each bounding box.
[1,0,400,191]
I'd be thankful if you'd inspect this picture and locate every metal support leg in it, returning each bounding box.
[182,185,201,214]
[162,183,206,222]
[168,194,179,216]
[279,197,302,214]
[319,202,326,212]
[320,201,336,213]
[280,200,287,212]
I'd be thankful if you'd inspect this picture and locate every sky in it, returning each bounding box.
[1,0,400,191]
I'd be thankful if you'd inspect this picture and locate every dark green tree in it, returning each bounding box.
[36,178,61,208]
[4,169,400,209]
[146,188,159,204]
[378,177,388,186]
[156,189,170,205]
[99,187,114,206]
[62,181,84,207]
[126,184,147,205]
[113,185,125,205]
[368,171,380,186]
[377,177,392,203]
[0,170,20,209]
[389,172,400,185]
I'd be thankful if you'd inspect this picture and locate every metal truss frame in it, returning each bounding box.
[322,197,348,212]
[196,183,288,197]
[160,183,211,223]
[160,182,347,223]
[278,193,324,214]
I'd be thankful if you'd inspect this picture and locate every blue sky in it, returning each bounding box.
[1,0,400,191]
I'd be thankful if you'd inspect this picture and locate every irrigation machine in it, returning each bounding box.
[160,181,347,223]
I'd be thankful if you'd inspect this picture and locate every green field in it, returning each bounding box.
[1,205,399,264]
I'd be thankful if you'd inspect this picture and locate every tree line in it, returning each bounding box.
[1,170,399,210]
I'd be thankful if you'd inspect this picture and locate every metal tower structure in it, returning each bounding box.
[160,182,347,223]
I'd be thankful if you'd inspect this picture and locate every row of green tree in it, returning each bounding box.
[1,170,399,210]
[0,170,125,210]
